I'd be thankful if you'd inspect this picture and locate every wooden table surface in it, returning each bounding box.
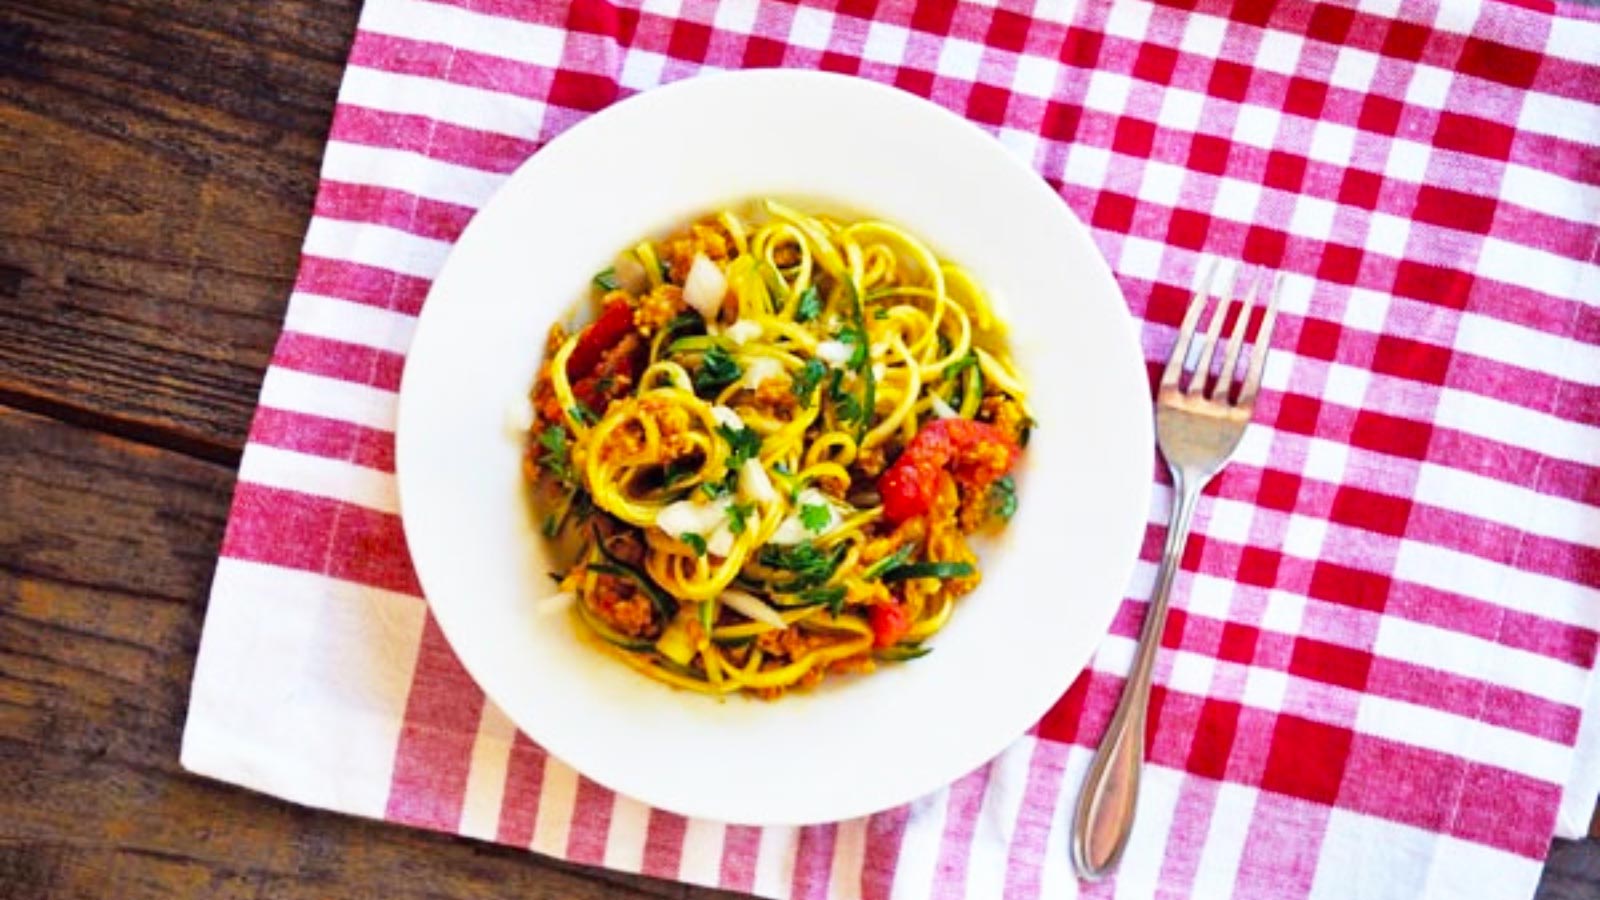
[1,3,1595,898]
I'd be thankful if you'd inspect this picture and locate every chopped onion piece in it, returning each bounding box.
[769,488,841,544]
[656,497,730,539]
[683,253,727,318]
[815,339,853,367]
[613,252,649,294]
[710,405,744,431]
[725,319,763,345]
[707,524,736,558]
[740,458,777,504]
[740,356,785,389]
[720,590,787,628]
[930,395,959,419]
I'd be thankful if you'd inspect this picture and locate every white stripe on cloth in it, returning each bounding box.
[1432,389,1600,468]
[964,738,1036,900]
[303,216,453,280]
[359,0,567,67]
[677,817,728,888]
[283,291,419,355]
[753,826,802,899]
[603,793,652,872]
[181,558,426,818]
[1372,616,1592,709]
[339,63,550,142]
[828,818,868,900]
[1394,540,1600,631]
[320,141,509,210]
[458,702,517,840]
[889,785,951,900]
[237,444,398,515]
[257,367,397,432]
[531,756,580,856]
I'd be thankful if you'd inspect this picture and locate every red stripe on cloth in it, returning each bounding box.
[220,483,421,596]
[1233,791,1328,897]
[790,822,838,900]
[273,330,406,393]
[1002,739,1071,899]
[385,614,486,829]
[930,763,995,900]
[860,805,911,900]
[248,407,396,473]
[495,731,547,847]
[718,825,761,893]
[564,775,616,865]
[315,180,477,245]
[296,253,434,316]
[329,104,539,174]
[638,809,688,881]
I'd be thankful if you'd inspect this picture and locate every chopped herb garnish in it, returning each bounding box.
[773,461,792,476]
[874,643,932,661]
[1019,416,1036,448]
[759,540,845,590]
[881,561,975,582]
[800,584,847,616]
[542,514,559,538]
[592,266,620,292]
[727,501,755,535]
[833,390,864,426]
[990,475,1018,521]
[792,358,827,408]
[693,344,743,395]
[699,479,730,500]
[873,307,888,320]
[717,423,762,467]
[799,503,831,533]
[795,285,822,323]
[568,403,598,426]
[681,533,707,557]
[536,425,576,486]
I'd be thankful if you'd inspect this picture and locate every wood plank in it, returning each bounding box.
[0,0,363,461]
[0,407,745,900]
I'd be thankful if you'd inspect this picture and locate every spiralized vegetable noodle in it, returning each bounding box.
[523,200,1033,698]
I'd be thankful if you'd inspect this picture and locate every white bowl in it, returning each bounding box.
[396,69,1152,826]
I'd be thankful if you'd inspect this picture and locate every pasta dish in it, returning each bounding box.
[523,200,1031,698]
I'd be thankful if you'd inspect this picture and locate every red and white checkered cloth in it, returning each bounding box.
[181,1,1600,897]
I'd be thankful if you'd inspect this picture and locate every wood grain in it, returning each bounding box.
[0,407,750,900]
[0,0,354,461]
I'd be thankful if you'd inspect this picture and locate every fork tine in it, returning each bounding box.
[1186,262,1233,396]
[1237,272,1282,407]
[1159,259,1217,390]
[1210,269,1260,403]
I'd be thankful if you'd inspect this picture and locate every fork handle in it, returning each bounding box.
[1071,470,1202,880]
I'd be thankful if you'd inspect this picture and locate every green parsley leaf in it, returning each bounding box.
[592,266,620,292]
[693,345,742,395]
[881,561,975,582]
[542,514,560,538]
[873,307,888,320]
[794,285,822,323]
[536,425,576,486]
[945,353,978,379]
[699,479,730,500]
[717,423,762,467]
[792,358,827,408]
[991,475,1018,521]
[727,501,755,536]
[681,533,707,557]
[799,503,831,533]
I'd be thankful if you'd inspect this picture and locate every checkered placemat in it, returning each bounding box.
[183,1,1600,897]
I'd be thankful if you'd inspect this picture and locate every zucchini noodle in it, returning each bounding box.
[523,200,1033,699]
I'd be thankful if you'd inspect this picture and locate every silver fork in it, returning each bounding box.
[1071,261,1281,880]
